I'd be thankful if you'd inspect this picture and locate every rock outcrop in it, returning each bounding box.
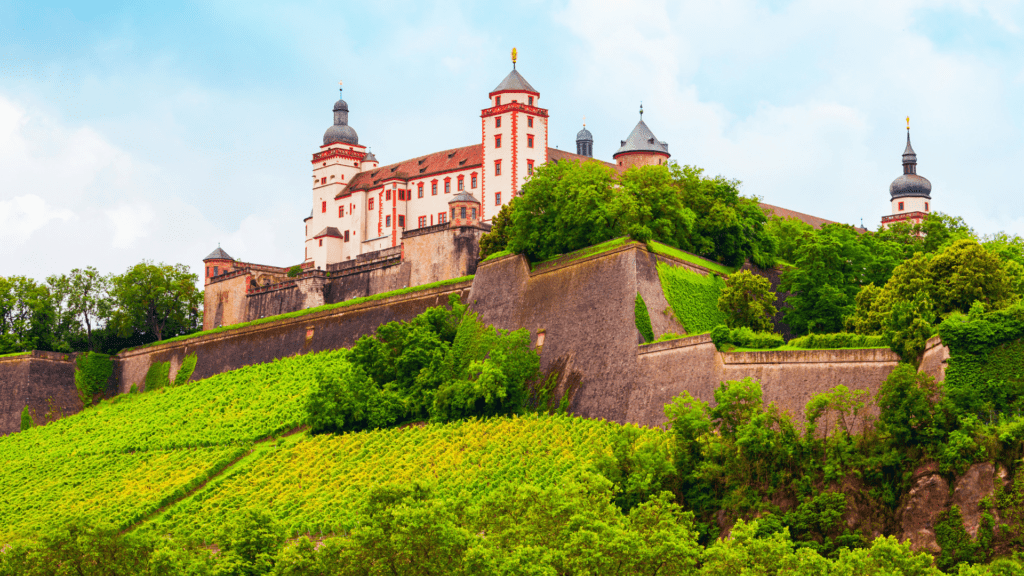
[898,461,949,553]
[951,462,998,538]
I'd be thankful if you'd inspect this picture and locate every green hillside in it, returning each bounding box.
[0,347,656,543]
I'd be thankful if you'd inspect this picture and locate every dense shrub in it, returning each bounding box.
[787,332,886,349]
[171,353,198,387]
[19,405,33,431]
[710,325,784,350]
[305,294,539,433]
[74,352,113,406]
[143,360,170,392]
[657,263,727,334]
[717,270,777,332]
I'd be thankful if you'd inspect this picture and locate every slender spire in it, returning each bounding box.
[511,47,517,70]
[902,117,917,175]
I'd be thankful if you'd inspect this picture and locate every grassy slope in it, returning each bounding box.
[646,241,738,276]
[0,348,663,542]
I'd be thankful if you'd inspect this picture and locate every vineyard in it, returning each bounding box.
[0,345,663,543]
[149,415,666,541]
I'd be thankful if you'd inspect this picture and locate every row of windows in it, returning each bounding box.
[494,134,535,148]
[493,117,535,129]
[896,201,930,212]
[493,95,535,106]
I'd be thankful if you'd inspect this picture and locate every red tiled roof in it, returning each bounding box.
[547,148,617,170]
[341,145,482,196]
[759,202,837,229]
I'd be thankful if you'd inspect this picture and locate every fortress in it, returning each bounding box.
[201,55,936,330]
[0,56,944,436]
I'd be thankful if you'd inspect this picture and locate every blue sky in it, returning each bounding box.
[2,0,1024,281]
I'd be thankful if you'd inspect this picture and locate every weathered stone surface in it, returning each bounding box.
[841,476,887,539]
[898,461,949,553]
[951,462,997,538]
[0,352,84,435]
[919,335,950,383]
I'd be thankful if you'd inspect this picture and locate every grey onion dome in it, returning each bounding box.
[576,127,593,142]
[889,131,931,199]
[323,91,359,146]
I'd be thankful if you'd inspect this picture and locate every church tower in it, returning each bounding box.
[613,104,670,169]
[480,49,549,219]
[576,123,593,157]
[881,119,932,229]
[305,85,370,269]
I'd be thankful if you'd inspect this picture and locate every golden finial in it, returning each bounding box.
[583,115,586,128]
[906,116,910,131]
[512,47,517,69]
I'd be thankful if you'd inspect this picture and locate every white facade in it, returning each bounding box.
[303,67,553,271]
[891,195,929,215]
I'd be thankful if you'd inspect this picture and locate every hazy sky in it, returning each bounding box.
[2,0,1024,281]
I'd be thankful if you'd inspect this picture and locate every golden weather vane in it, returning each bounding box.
[512,47,517,69]
[906,116,910,131]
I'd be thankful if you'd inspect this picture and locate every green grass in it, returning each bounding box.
[727,344,891,352]
[127,275,474,352]
[481,249,513,262]
[646,241,737,276]
[530,237,633,271]
[0,351,31,359]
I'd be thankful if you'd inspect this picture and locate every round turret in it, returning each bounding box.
[576,125,593,157]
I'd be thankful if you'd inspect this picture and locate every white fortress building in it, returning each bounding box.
[302,56,671,271]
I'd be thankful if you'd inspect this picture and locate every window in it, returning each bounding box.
[386,215,392,227]
[495,160,501,176]
[344,230,350,242]
[398,215,405,228]
[438,212,447,224]
[527,160,534,175]
[418,183,424,198]
[369,198,374,210]
[527,116,533,128]
[445,180,451,194]
[528,96,534,106]
[386,190,391,201]
[451,207,456,220]
[495,192,502,205]
[898,202,904,211]
[471,174,477,188]
[458,176,465,191]
[322,201,327,213]
[339,206,343,217]
[318,239,323,247]
[495,135,501,148]
[418,216,427,228]
[527,135,534,148]
[460,206,467,219]
[432,182,438,195]
[321,177,326,185]
[214,266,218,276]
[495,117,501,128]
[925,202,929,211]
[472,207,477,219]
[495,96,501,106]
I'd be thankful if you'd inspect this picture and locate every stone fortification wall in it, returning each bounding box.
[116,281,473,394]
[403,224,485,288]
[0,352,83,435]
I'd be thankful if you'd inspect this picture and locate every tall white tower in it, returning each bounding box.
[882,119,932,229]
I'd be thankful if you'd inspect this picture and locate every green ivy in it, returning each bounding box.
[20,405,33,431]
[144,361,171,392]
[74,352,113,407]
[172,353,198,387]
[634,293,654,343]
[656,262,727,335]
[710,325,784,350]
[934,504,992,571]
[787,332,886,349]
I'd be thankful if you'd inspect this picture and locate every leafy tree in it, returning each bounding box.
[844,283,885,335]
[617,163,696,246]
[781,224,870,335]
[0,276,55,354]
[765,215,814,265]
[108,262,202,342]
[717,270,777,331]
[883,291,937,363]
[506,159,620,261]
[876,363,944,447]
[478,202,513,259]
[47,267,111,352]
[214,508,285,576]
[928,239,1012,314]
[918,212,975,253]
[673,163,776,268]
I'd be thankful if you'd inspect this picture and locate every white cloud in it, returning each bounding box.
[0,194,75,245]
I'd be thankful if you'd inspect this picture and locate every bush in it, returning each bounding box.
[634,293,654,343]
[172,353,198,387]
[74,352,113,406]
[20,405,33,431]
[717,270,777,332]
[287,265,302,278]
[710,325,784,350]
[787,332,886,349]
[144,361,171,392]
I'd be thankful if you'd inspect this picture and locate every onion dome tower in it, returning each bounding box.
[613,104,670,169]
[882,118,932,228]
[576,122,593,157]
[323,86,359,146]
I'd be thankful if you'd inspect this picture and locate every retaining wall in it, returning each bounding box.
[0,352,82,435]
